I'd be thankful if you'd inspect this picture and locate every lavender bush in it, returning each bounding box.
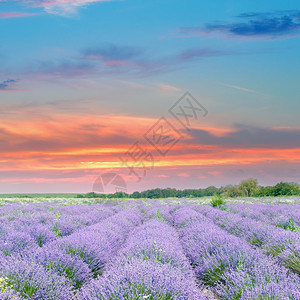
[193,205,300,275]
[173,207,300,299]
[77,220,210,299]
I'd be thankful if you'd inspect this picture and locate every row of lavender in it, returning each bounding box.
[227,203,300,229]
[0,202,116,255]
[192,205,300,275]
[77,218,209,299]
[172,206,299,299]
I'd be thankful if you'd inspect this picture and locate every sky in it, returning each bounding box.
[0,0,300,193]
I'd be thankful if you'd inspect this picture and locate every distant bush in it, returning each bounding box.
[211,194,226,208]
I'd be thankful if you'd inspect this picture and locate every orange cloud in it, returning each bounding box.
[1,101,299,191]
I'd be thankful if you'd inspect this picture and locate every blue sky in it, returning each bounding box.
[0,0,300,192]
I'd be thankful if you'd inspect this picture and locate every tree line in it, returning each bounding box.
[78,179,300,199]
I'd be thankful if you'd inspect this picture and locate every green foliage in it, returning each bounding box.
[67,247,102,277]
[266,244,286,257]
[257,182,300,197]
[46,261,83,289]
[211,194,226,208]
[221,179,299,198]
[155,210,164,221]
[282,251,300,274]
[0,277,13,292]
[250,236,263,247]
[86,192,97,198]
[37,233,46,247]
[276,218,300,232]
[51,224,62,237]
[54,211,61,218]
[239,178,260,197]
[201,262,227,286]
[221,178,259,197]
[3,276,37,299]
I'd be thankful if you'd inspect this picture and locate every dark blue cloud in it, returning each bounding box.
[82,45,143,61]
[180,10,300,39]
[186,124,300,149]
[178,48,225,60]
[0,79,17,90]
[177,48,243,61]
[29,60,95,77]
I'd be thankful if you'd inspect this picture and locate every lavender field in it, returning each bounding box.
[0,198,299,299]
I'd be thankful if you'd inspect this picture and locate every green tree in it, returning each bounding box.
[238,178,260,197]
[272,182,299,196]
[132,191,141,198]
[221,185,242,197]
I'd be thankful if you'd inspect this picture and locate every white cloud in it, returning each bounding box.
[17,0,112,16]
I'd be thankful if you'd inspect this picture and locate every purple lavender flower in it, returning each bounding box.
[173,207,300,299]
[77,219,210,299]
[0,256,74,299]
[28,245,93,289]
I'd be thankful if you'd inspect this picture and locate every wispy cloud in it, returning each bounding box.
[42,0,112,16]
[4,0,112,16]
[219,82,258,94]
[5,44,257,82]
[82,45,143,61]
[159,84,181,92]
[177,48,228,60]
[82,45,144,68]
[30,60,95,77]
[0,11,38,19]
[179,10,300,40]
[24,44,171,79]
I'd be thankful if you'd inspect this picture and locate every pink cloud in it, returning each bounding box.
[0,89,30,92]
[104,60,128,67]
[177,173,189,177]
[159,83,181,92]
[0,12,38,19]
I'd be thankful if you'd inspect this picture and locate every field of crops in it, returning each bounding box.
[0,198,299,299]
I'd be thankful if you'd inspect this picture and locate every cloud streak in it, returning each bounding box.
[0,11,38,19]
[82,45,143,62]
[179,10,300,40]
[4,0,112,16]
[219,82,258,94]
